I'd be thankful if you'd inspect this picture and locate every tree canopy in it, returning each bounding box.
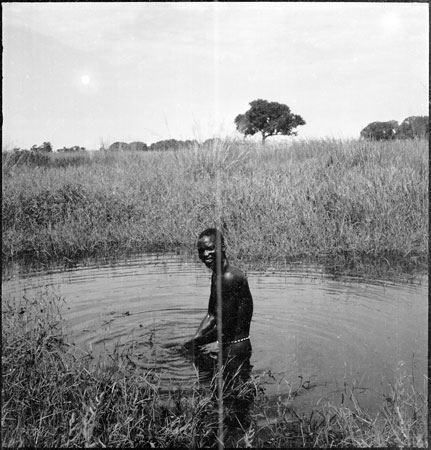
[235,99,305,143]
[360,121,398,141]
[30,142,53,153]
[396,116,429,139]
[360,116,429,141]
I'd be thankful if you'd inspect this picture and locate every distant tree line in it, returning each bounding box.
[360,116,429,141]
[5,107,427,162]
[11,142,87,154]
[57,145,87,153]
[6,137,224,159]
[4,142,91,169]
[4,142,54,168]
[105,139,199,152]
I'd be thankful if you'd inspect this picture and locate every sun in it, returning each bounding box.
[380,12,402,35]
[80,75,91,85]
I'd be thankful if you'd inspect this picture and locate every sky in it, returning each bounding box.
[2,2,429,150]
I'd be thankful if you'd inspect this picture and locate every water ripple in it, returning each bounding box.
[2,252,427,414]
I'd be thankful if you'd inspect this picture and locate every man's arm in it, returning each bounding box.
[193,312,217,345]
[184,312,217,350]
[185,276,219,349]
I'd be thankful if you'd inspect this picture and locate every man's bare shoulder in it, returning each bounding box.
[223,265,247,284]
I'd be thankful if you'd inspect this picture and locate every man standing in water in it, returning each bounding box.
[184,228,253,382]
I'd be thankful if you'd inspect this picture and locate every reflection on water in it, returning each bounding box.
[2,253,428,415]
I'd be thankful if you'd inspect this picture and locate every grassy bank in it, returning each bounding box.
[2,290,428,447]
[2,138,428,275]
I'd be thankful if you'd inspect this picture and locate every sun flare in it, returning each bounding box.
[380,12,402,34]
[80,75,91,85]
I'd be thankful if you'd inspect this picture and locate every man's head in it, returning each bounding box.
[197,228,226,270]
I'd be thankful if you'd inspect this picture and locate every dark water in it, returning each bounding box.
[2,253,427,415]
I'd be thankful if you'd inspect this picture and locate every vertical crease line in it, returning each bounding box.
[216,194,224,448]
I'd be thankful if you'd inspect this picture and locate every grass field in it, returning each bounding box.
[2,138,428,277]
[2,289,427,447]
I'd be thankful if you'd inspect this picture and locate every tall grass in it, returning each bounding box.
[2,138,428,274]
[2,149,92,172]
[1,290,228,447]
[252,370,428,447]
[2,290,428,447]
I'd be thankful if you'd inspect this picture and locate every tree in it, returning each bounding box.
[149,139,196,151]
[396,116,429,139]
[108,142,130,151]
[150,140,177,151]
[359,121,398,141]
[235,99,306,144]
[57,146,86,153]
[31,142,53,153]
[129,141,148,151]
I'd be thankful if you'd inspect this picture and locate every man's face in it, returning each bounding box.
[197,235,223,270]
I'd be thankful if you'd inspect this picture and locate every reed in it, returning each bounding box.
[2,290,427,447]
[2,138,428,275]
[252,369,428,447]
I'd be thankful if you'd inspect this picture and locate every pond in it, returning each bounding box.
[2,253,427,416]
